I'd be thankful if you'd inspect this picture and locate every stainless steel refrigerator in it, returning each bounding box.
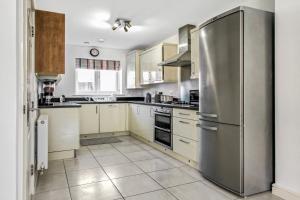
[197,7,274,196]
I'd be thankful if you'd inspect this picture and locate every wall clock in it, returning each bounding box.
[90,48,100,57]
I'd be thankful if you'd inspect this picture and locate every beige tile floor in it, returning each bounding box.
[34,135,282,200]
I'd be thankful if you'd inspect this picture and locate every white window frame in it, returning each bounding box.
[75,68,122,95]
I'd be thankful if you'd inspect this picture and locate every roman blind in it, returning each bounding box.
[75,58,120,70]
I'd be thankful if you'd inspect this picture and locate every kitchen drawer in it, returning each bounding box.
[173,135,200,162]
[173,108,198,121]
[173,117,199,141]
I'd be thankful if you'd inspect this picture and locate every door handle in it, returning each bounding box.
[196,124,218,132]
[179,139,190,144]
[155,112,171,117]
[178,112,190,116]
[197,112,218,118]
[96,106,98,114]
[155,126,171,133]
[179,120,190,124]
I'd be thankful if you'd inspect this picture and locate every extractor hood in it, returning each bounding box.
[158,24,195,67]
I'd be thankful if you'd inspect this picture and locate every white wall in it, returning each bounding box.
[0,0,18,199]
[275,0,300,196]
[54,45,128,96]
[241,0,275,12]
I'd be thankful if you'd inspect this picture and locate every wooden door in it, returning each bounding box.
[35,10,65,75]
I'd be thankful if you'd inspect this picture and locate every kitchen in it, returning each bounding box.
[1,0,300,200]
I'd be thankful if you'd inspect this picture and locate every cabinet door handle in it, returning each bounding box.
[96,106,98,114]
[179,112,190,116]
[179,139,190,144]
[179,120,190,124]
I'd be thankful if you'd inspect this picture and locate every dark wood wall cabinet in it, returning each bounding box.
[35,10,65,75]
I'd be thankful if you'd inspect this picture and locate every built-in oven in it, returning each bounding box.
[189,90,199,106]
[154,107,173,149]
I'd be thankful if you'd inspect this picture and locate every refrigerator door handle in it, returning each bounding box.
[196,112,218,118]
[196,124,218,132]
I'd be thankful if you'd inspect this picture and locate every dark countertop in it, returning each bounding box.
[73,101,199,110]
[38,100,198,110]
[74,101,129,104]
[128,101,199,111]
[38,102,82,109]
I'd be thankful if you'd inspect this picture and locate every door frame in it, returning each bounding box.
[16,0,37,200]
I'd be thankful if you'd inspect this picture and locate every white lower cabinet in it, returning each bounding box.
[79,104,100,135]
[129,104,154,142]
[140,105,155,141]
[173,117,200,141]
[129,104,140,135]
[172,108,201,163]
[99,104,127,133]
[79,103,127,134]
[40,108,80,152]
[173,135,200,162]
[173,108,199,121]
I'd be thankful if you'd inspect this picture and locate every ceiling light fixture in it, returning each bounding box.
[112,18,132,32]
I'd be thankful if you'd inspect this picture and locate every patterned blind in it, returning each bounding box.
[75,58,120,70]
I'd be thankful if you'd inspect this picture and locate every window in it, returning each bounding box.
[75,68,121,95]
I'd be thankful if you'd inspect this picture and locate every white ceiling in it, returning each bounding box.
[36,0,272,50]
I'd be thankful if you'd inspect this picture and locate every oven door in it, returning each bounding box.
[154,112,171,130]
[154,127,172,149]
[154,112,172,148]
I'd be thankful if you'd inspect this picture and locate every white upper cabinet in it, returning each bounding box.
[140,43,179,85]
[191,27,200,79]
[99,104,127,133]
[126,50,142,89]
[79,104,100,135]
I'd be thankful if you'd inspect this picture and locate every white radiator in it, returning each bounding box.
[37,115,48,172]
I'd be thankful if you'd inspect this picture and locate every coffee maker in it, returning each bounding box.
[39,81,56,105]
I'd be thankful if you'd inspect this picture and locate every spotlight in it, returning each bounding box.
[125,21,132,28]
[112,19,121,30]
[112,18,132,32]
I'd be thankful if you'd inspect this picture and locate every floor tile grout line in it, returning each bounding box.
[113,137,181,193]
[118,138,182,200]
[109,137,180,198]
[62,159,73,200]
[82,136,237,200]
[87,143,126,200]
[121,136,209,200]
[200,180,240,200]
[36,136,274,200]
[122,188,172,199]
[73,136,203,199]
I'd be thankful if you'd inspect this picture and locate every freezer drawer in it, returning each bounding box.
[199,120,242,194]
[198,11,242,125]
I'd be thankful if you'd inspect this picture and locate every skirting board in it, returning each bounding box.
[272,184,300,200]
